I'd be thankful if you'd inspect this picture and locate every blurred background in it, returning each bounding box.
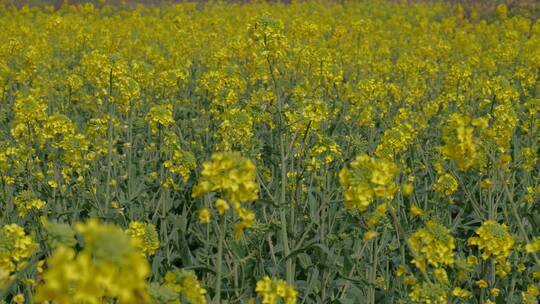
[1,0,540,7]
[0,0,539,19]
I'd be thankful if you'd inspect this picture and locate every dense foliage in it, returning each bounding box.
[0,1,540,303]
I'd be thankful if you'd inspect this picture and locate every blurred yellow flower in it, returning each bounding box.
[199,208,211,224]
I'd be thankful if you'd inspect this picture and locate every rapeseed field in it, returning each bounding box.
[0,1,540,303]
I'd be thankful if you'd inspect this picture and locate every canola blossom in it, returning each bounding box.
[0,1,540,303]
[255,276,297,304]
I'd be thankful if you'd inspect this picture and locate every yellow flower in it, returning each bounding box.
[234,207,256,238]
[441,113,482,171]
[495,260,512,277]
[126,221,160,256]
[0,224,37,273]
[192,152,259,204]
[363,231,377,241]
[35,219,150,303]
[522,284,539,304]
[12,293,25,304]
[466,255,478,266]
[408,221,455,270]
[519,147,537,172]
[525,237,540,253]
[410,205,424,217]
[476,280,488,289]
[255,276,297,304]
[395,265,408,276]
[154,269,207,304]
[496,4,508,19]
[452,287,472,299]
[193,152,258,235]
[432,172,458,197]
[468,220,514,262]
[145,104,175,133]
[480,179,492,190]
[402,183,414,196]
[199,208,211,224]
[433,268,448,284]
[215,198,230,216]
[162,132,197,184]
[48,180,58,188]
[14,190,46,217]
[409,281,448,303]
[340,153,399,212]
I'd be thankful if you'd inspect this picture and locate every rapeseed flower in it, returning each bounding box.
[408,221,455,271]
[255,276,297,304]
[35,219,150,303]
[127,221,160,257]
[0,224,37,273]
[340,153,399,212]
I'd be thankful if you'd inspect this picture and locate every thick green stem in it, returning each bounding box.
[279,126,293,284]
[266,44,293,285]
[367,239,376,304]
[215,216,226,304]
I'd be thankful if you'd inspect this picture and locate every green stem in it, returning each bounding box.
[280,131,293,284]
[367,239,377,304]
[215,215,226,304]
[105,68,114,214]
[266,44,293,284]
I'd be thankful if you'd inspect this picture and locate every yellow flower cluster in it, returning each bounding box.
[198,207,211,224]
[468,220,515,277]
[149,269,207,304]
[146,104,175,134]
[35,219,150,303]
[525,237,540,253]
[520,147,539,173]
[215,108,256,152]
[12,294,24,304]
[440,113,485,171]
[409,281,448,304]
[376,108,426,160]
[193,152,259,236]
[193,152,259,203]
[0,224,37,273]
[339,153,399,212]
[127,221,160,257]
[255,276,297,304]
[522,284,540,304]
[13,190,46,217]
[247,15,287,61]
[468,220,514,261]
[304,139,342,172]
[432,172,459,198]
[162,130,197,186]
[451,287,472,299]
[408,221,455,271]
